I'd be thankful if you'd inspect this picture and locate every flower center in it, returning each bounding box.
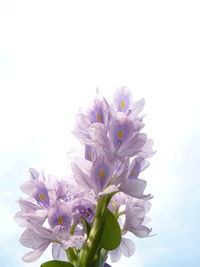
[117,130,123,139]
[39,193,46,201]
[57,216,64,225]
[99,170,105,179]
[131,169,137,176]
[120,100,125,109]
[97,113,102,122]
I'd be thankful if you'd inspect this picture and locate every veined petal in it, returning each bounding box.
[120,179,147,198]
[29,168,39,179]
[48,203,71,231]
[61,235,85,250]
[20,180,35,196]
[99,184,119,196]
[120,237,135,257]
[52,243,68,261]
[14,209,48,227]
[22,243,49,262]
[17,198,39,212]
[89,123,113,157]
[113,86,133,113]
[71,158,93,191]
[109,119,134,151]
[91,155,114,194]
[118,133,147,158]
[129,98,145,120]
[109,246,121,262]
[20,228,50,250]
[132,225,152,238]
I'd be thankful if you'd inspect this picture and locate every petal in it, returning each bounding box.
[138,138,155,158]
[132,225,152,238]
[120,179,147,198]
[14,209,48,227]
[113,86,133,112]
[22,243,49,262]
[27,221,54,239]
[29,168,39,179]
[109,246,121,263]
[61,235,85,250]
[109,119,134,150]
[91,155,114,194]
[89,123,113,160]
[20,180,35,196]
[118,133,147,158]
[99,185,119,196]
[20,228,50,250]
[120,237,135,257]
[129,98,145,120]
[52,243,68,261]
[71,158,93,191]
[48,203,71,231]
[17,199,39,212]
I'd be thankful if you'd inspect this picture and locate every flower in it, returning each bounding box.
[70,198,95,224]
[15,86,154,266]
[124,198,152,238]
[20,222,84,262]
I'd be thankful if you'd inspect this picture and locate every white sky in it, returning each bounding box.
[0,1,200,266]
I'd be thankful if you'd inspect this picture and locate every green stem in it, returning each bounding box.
[70,223,77,235]
[78,193,114,267]
[66,247,78,266]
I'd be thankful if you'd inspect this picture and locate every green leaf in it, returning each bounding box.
[40,260,74,267]
[101,208,121,250]
[81,216,91,237]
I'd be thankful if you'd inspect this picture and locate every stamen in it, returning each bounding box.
[39,193,46,201]
[97,113,102,122]
[117,130,123,139]
[131,169,137,176]
[99,170,105,179]
[57,216,64,225]
[120,100,125,109]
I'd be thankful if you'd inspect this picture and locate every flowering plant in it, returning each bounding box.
[15,87,154,267]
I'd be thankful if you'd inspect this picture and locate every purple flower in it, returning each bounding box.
[20,222,84,262]
[87,98,106,124]
[73,92,110,144]
[70,198,95,224]
[127,157,149,179]
[48,202,72,231]
[20,223,53,262]
[112,86,133,113]
[124,199,152,238]
[14,199,48,227]
[72,155,114,195]
[33,182,50,207]
[89,118,147,161]
[15,87,155,265]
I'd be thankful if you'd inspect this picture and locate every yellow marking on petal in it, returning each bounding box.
[99,170,105,179]
[131,169,137,176]
[88,152,91,160]
[117,130,123,139]
[97,113,102,122]
[57,216,64,225]
[120,100,125,109]
[39,193,46,201]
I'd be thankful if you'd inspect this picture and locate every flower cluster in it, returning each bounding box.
[15,87,154,267]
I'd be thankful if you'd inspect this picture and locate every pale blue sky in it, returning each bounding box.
[0,1,200,266]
